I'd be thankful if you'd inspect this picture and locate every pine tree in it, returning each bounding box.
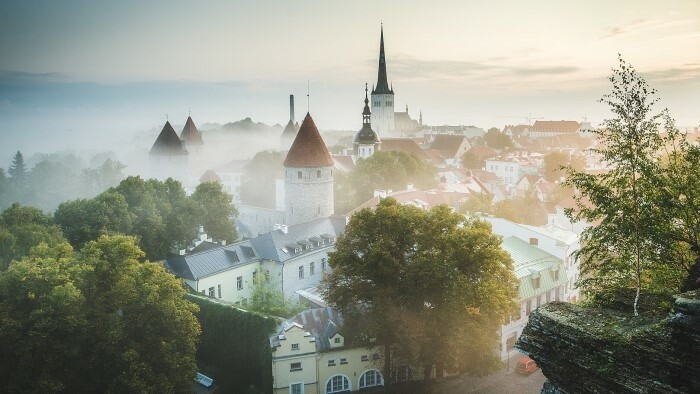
[8,151,27,185]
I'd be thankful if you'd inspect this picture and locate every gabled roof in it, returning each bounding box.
[250,216,346,263]
[150,121,188,156]
[380,138,429,160]
[500,236,566,300]
[165,240,259,280]
[283,113,334,168]
[271,307,343,352]
[180,116,204,145]
[199,170,221,183]
[332,155,355,172]
[532,120,580,133]
[430,134,472,159]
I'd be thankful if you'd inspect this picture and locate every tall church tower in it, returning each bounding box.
[371,25,395,137]
[283,113,334,226]
[354,84,381,159]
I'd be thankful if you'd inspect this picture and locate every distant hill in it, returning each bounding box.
[215,117,282,134]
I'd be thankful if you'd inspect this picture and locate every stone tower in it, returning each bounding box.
[283,113,334,226]
[180,115,204,156]
[149,121,189,185]
[371,25,395,137]
[354,84,381,159]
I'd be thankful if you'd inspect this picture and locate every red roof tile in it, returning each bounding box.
[283,113,333,168]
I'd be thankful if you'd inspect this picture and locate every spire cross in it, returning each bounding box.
[166,113,168,121]
[307,80,310,113]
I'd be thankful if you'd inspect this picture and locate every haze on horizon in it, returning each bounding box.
[1,0,699,165]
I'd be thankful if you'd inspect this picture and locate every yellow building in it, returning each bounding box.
[271,308,399,394]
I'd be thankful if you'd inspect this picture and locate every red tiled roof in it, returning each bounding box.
[199,170,221,183]
[380,138,429,160]
[532,120,580,133]
[430,134,471,159]
[180,116,204,145]
[150,121,188,156]
[283,113,334,168]
[466,146,497,158]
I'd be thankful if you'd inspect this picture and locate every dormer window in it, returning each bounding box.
[532,276,540,289]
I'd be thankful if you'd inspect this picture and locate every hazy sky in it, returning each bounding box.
[1,0,699,162]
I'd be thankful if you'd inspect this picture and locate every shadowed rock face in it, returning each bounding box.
[516,293,700,394]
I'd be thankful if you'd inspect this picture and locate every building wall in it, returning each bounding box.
[272,325,319,394]
[282,250,333,299]
[238,205,287,238]
[149,154,189,187]
[317,347,386,393]
[485,159,520,185]
[354,143,376,159]
[284,166,334,227]
[371,92,395,137]
[193,261,261,304]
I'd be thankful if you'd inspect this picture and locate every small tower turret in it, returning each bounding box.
[371,25,395,137]
[354,83,381,159]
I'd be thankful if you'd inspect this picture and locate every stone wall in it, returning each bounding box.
[516,292,700,393]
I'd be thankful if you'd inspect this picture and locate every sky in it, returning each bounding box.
[1,0,699,163]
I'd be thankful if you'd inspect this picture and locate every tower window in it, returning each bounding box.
[317,170,321,178]
[298,171,302,179]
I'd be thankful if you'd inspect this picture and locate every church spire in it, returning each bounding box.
[373,25,392,95]
[363,83,371,124]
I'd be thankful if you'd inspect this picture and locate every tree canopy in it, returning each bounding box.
[0,235,200,392]
[483,128,513,149]
[191,181,238,243]
[323,198,518,390]
[542,151,585,182]
[0,203,66,269]
[334,151,438,214]
[564,56,690,315]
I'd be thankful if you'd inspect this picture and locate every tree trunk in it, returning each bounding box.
[383,343,391,394]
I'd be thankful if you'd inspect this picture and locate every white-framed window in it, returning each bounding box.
[325,375,350,393]
[208,287,215,297]
[359,369,383,389]
[361,355,369,362]
[290,362,302,372]
[298,266,304,279]
[391,365,412,382]
[310,262,315,275]
[217,284,221,298]
[327,359,336,366]
[340,358,347,365]
[334,337,341,344]
[237,276,243,290]
[290,382,304,394]
[291,343,299,351]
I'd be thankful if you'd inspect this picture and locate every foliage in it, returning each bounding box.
[564,56,684,315]
[483,128,513,149]
[241,150,285,209]
[323,198,519,389]
[191,181,238,243]
[188,294,278,393]
[543,151,585,182]
[0,235,200,392]
[334,151,438,214]
[0,203,66,269]
[8,151,27,186]
[461,150,490,169]
[459,192,493,215]
[247,270,305,318]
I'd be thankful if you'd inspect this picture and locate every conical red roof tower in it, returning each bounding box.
[283,113,333,168]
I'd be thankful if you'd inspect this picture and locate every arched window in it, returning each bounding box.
[325,374,350,393]
[359,369,383,389]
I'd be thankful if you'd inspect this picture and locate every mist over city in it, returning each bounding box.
[1,1,699,393]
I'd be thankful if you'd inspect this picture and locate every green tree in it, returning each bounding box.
[8,151,27,186]
[335,151,438,213]
[0,203,66,269]
[191,181,238,243]
[0,235,200,392]
[81,158,126,195]
[483,128,513,149]
[543,151,585,182]
[459,192,493,214]
[564,56,678,315]
[247,270,304,317]
[323,199,518,391]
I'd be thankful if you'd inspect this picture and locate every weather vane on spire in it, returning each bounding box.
[307,80,310,113]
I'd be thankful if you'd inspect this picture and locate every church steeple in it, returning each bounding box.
[355,83,381,158]
[363,83,371,124]
[372,25,393,95]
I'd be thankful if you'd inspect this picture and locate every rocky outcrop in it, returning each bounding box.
[516,292,700,393]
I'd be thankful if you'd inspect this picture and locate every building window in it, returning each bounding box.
[554,270,560,281]
[359,370,383,389]
[253,270,257,282]
[506,333,517,350]
[208,287,215,297]
[290,362,302,372]
[334,337,341,344]
[237,276,243,290]
[526,299,532,316]
[217,284,221,298]
[290,382,303,394]
[328,359,336,366]
[298,266,304,279]
[297,171,302,179]
[265,270,270,282]
[533,277,541,289]
[529,237,538,246]
[322,258,327,271]
[361,355,369,362]
[310,262,315,275]
[326,375,350,393]
[391,366,412,382]
[291,343,299,351]
[340,358,347,365]
[317,170,321,178]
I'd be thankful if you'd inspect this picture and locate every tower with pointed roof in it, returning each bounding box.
[371,25,395,137]
[354,84,381,159]
[180,115,204,156]
[281,94,299,150]
[149,120,189,185]
[283,113,334,226]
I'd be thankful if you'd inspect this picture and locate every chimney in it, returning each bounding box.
[280,225,289,234]
[198,225,204,234]
[289,95,295,122]
[407,183,414,190]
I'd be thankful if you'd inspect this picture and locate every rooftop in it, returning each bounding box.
[283,113,334,168]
